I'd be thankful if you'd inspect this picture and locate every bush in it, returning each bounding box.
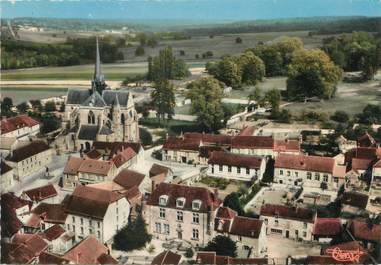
[139,128,153,146]
[235,37,242,44]
[135,46,145,56]
[185,248,194,258]
[44,101,56,112]
[203,235,237,257]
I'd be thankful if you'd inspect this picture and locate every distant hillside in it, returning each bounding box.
[182,16,381,36]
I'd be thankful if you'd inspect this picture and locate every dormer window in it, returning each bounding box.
[192,200,201,211]
[159,195,168,206]
[176,197,185,208]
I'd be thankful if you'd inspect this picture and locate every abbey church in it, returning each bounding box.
[61,38,139,151]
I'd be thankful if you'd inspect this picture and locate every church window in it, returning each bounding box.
[88,111,96,124]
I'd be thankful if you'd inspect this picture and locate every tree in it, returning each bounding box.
[286,49,342,100]
[186,77,224,132]
[213,56,242,88]
[40,113,61,134]
[223,192,244,216]
[135,46,145,56]
[235,37,242,44]
[330,111,349,123]
[264,88,281,113]
[239,51,265,85]
[1,97,13,116]
[203,235,237,257]
[147,47,189,81]
[44,101,56,112]
[113,213,152,251]
[151,79,176,123]
[16,102,28,113]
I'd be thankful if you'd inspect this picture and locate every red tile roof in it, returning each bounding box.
[313,218,342,236]
[85,149,102,160]
[12,234,48,258]
[196,252,268,265]
[63,157,84,175]
[216,207,237,219]
[341,191,369,209]
[149,163,172,178]
[151,250,182,265]
[239,126,255,136]
[229,216,263,238]
[208,151,263,169]
[275,154,335,174]
[231,136,273,149]
[274,139,300,152]
[23,184,57,202]
[304,255,349,264]
[111,147,136,168]
[358,132,377,148]
[374,159,381,168]
[351,158,373,171]
[1,115,39,135]
[63,235,114,264]
[78,159,114,176]
[32,203,68,224]
[324,241,368,263]
[147,183,221,212]
[114,169,145,189]
[43,224,66,241]
[1,193,32,237]
[39,252,70,264]
[92,141,142,158]
[260,204,315,223]
[7,140,50,162]
[163,137,200,151]
[184,133,232,145]
[97,253,118,264]
[349,220,381,242]
[2,242,36,264]
[65,185,126,219]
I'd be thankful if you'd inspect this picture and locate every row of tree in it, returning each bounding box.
[1,37,123,69]
[322,32,381,81]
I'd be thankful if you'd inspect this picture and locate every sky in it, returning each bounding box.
[2,0,381,21]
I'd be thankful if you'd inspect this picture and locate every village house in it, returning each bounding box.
[149,163,174,191]
[144,183,222,247]
[195,252,269,265]
[230,136,300,157]
[62,156,117,190]
[259,204,316,241]
[0,115,40,140]
[369,159,381,210]
[1,160,14,192]
[207,151,266,182]
[151,250,182,265]
[31,203,68,230]
[113,169,150,195]
[214,207,267,257]
[21,184,58,204]
[348,220,381,254]
[5,140,53,181]
[274,153,346,190]
[63,235,117,264]
[40,224,74,254]
[64,185,130,243]
[3,234,48,264]
[312,218,342,242]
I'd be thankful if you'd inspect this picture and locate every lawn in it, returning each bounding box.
[139,117,201,137]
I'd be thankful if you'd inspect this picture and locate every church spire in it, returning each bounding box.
[91,36,107,94]
[94,37,102,81]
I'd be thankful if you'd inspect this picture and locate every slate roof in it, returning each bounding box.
[66,90,91,105]
[77,125,98,141]
[1,160,13,174]
[147,183,221,212]
[102,90,130,107]
[208,151,263,169]
[98,126,113,135]
[81,91,106,107]
[23,184,57,202]
[151,250,182,265]
[1,115,40,134]
[65,185,126,219]
[7,140,50,162]
[260,204,315,223]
